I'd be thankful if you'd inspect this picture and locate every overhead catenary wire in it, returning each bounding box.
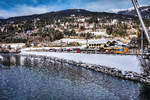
[131,0,150,45]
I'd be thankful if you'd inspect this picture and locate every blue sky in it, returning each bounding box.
[0,0,150,18]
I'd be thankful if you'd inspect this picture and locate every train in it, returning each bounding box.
[49,48,81,53]
[88,42,129,54]
[104,46,129,54]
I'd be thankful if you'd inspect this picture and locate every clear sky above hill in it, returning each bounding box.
[0,0,150,18]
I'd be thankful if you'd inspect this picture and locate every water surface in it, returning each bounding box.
[0,54,150,100]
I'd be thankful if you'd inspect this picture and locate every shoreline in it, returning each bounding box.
[19,51,150,84]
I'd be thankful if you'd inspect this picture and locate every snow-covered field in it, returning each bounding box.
[21,51,142,74]
[21,46,87,52]
[54,38,109,45]
[53,38,128,46]
[0,43,25,49]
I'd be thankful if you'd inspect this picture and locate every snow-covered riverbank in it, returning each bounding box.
[21,51,142,74]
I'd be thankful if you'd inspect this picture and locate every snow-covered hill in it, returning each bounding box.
[109,6,150,19]
[0,16,4,19]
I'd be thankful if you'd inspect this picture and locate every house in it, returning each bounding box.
[88,38,108,49]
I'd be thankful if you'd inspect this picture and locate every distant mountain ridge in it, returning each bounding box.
[117,6,150,19]
[0,9,136,22]
[0,16,4,19]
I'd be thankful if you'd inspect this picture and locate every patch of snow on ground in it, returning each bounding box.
[1,43,25,49]
[21,51,142,74]
[53,38,109,45]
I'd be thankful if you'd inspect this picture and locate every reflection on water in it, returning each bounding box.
[0,54,150,100]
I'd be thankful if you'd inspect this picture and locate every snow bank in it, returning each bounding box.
[21,51,142,74]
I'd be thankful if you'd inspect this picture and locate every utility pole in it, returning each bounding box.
[86,36,88,53]
[141,30,144,54]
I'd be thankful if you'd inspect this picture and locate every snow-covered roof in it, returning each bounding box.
[116,40,127,46]
[88,38,107,44]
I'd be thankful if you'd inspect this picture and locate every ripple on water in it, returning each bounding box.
[0,55,150,100]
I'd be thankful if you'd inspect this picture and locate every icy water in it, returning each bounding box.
[0,54,150,100]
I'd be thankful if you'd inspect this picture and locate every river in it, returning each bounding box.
[0,54,150,100]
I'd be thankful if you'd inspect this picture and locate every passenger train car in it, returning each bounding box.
[88,41,129,54]
[104,46,129,54]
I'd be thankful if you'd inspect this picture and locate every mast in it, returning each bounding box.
[131,0,150,45]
